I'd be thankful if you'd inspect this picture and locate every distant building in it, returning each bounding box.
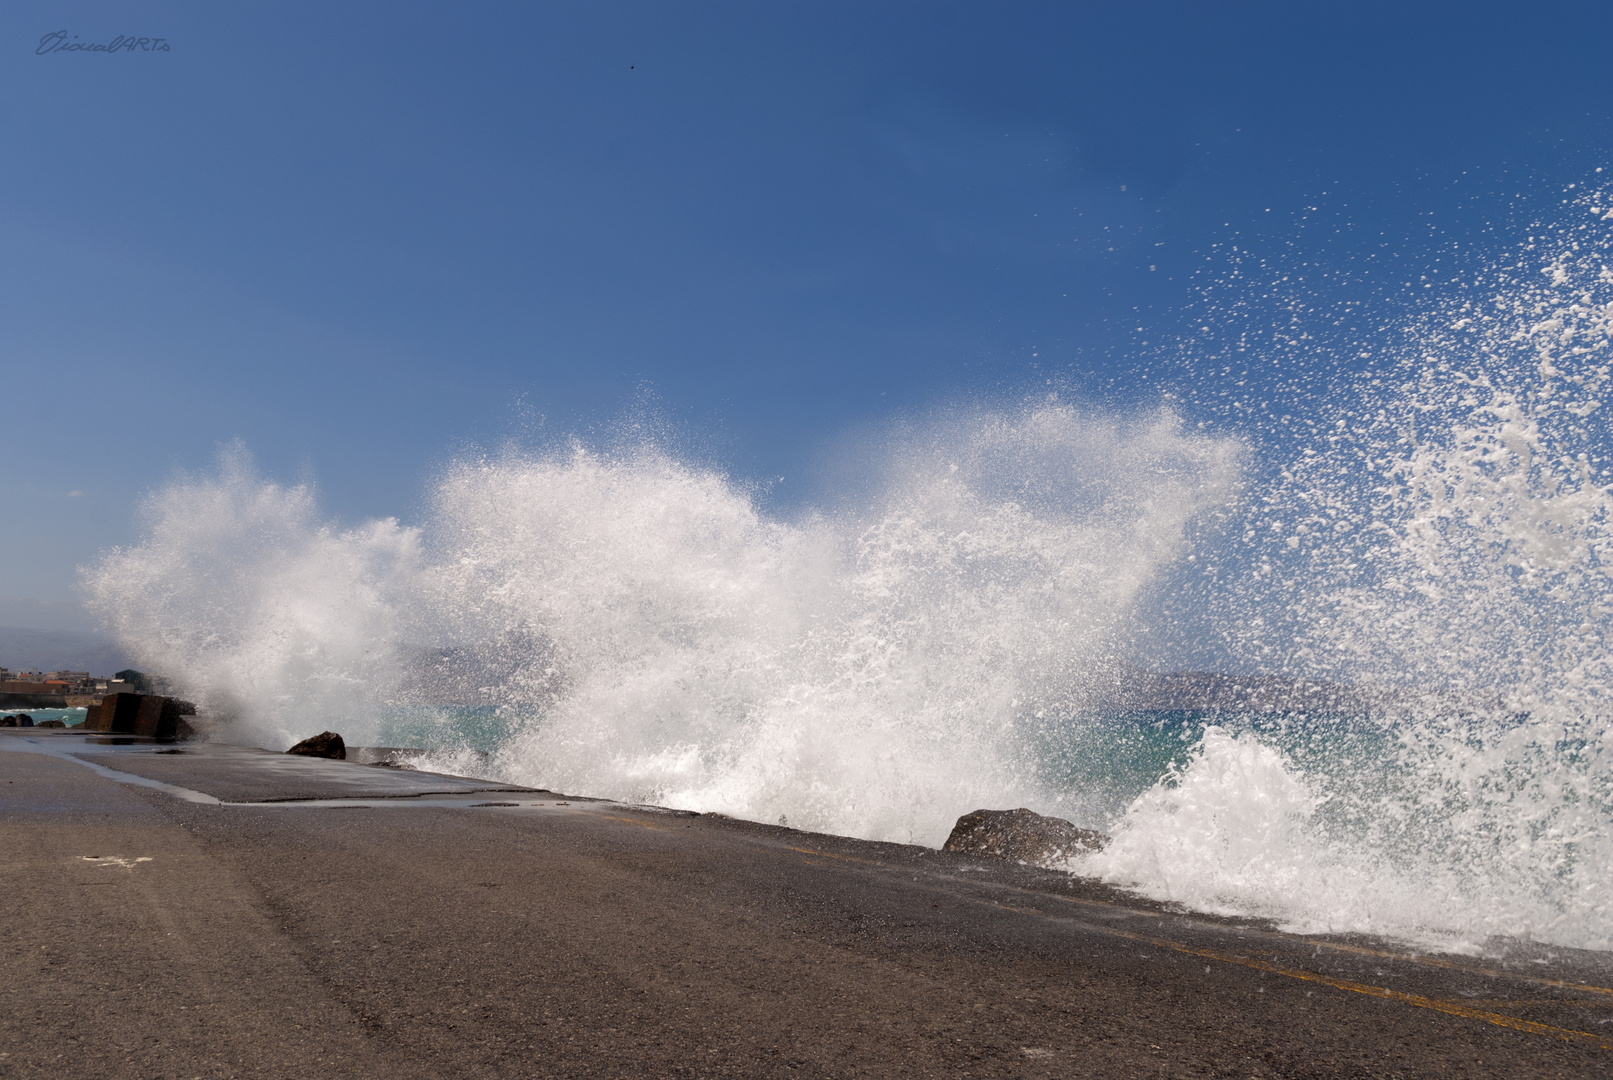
[45,670,97,693]
[0,680,69,695]
[114,669,151,692]
[0,664,163,703]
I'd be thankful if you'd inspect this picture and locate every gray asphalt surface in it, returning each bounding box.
[2,729,1609,1079]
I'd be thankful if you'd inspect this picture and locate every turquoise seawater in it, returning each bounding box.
[3,707,88,726]
[368,703,1418,833]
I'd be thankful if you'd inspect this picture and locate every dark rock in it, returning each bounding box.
[34,719,66,728]
[287,731,346,760]
[15,713,32,727]
[0,715,14,727]
[943,807,1107,866]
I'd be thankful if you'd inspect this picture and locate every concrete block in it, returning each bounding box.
[94,693,145,733]
[134,695,183,740]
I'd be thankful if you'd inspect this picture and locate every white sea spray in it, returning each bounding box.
[84,446,421,748]
[1089,186,1613,952]
[87,405,1238,846]
[82,185,1613,953]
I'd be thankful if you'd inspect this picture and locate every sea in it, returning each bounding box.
[77,185,1613,956]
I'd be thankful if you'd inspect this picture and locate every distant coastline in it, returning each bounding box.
[0,692,85,709]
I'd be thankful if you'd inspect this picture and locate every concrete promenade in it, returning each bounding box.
[2,729,1609,1079]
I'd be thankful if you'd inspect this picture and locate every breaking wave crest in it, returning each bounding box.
[86,405,1238,845]
[1089,185,1613,951]
[85,184,1613,953]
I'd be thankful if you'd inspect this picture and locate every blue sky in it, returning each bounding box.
[4,0,1612,620]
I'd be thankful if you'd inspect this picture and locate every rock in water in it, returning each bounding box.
[943,807,1107,865]
[287,731,346,760]
[35,719,66,728]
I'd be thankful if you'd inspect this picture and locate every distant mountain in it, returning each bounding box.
[0,626,135,675]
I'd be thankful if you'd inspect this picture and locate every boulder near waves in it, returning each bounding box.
[286,731,346,760]
[943,807,1107,866]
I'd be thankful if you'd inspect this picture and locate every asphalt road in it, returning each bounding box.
[2,730,1609,1079]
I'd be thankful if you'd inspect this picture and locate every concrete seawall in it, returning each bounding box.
[2,728,1609,1078]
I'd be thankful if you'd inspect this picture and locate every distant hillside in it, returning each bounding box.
[0,626,135,675]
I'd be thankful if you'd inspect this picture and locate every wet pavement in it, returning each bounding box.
[2,728,1610,1078]
[53,738,540,803]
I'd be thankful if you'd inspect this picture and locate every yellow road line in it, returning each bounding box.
[1105,925,1612,1049]
[782,843,1613,1049]
[930,860,1613,1003]
[584,812,668,831]
[999,884,1613,1000]
[1284,936,1613,999]
[786,845,883,867]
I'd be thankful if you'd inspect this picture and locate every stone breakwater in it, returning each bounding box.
[2,726,1609,1078]
[80,692,196,740]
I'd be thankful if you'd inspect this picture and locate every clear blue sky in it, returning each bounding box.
[4,0,1611,616]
